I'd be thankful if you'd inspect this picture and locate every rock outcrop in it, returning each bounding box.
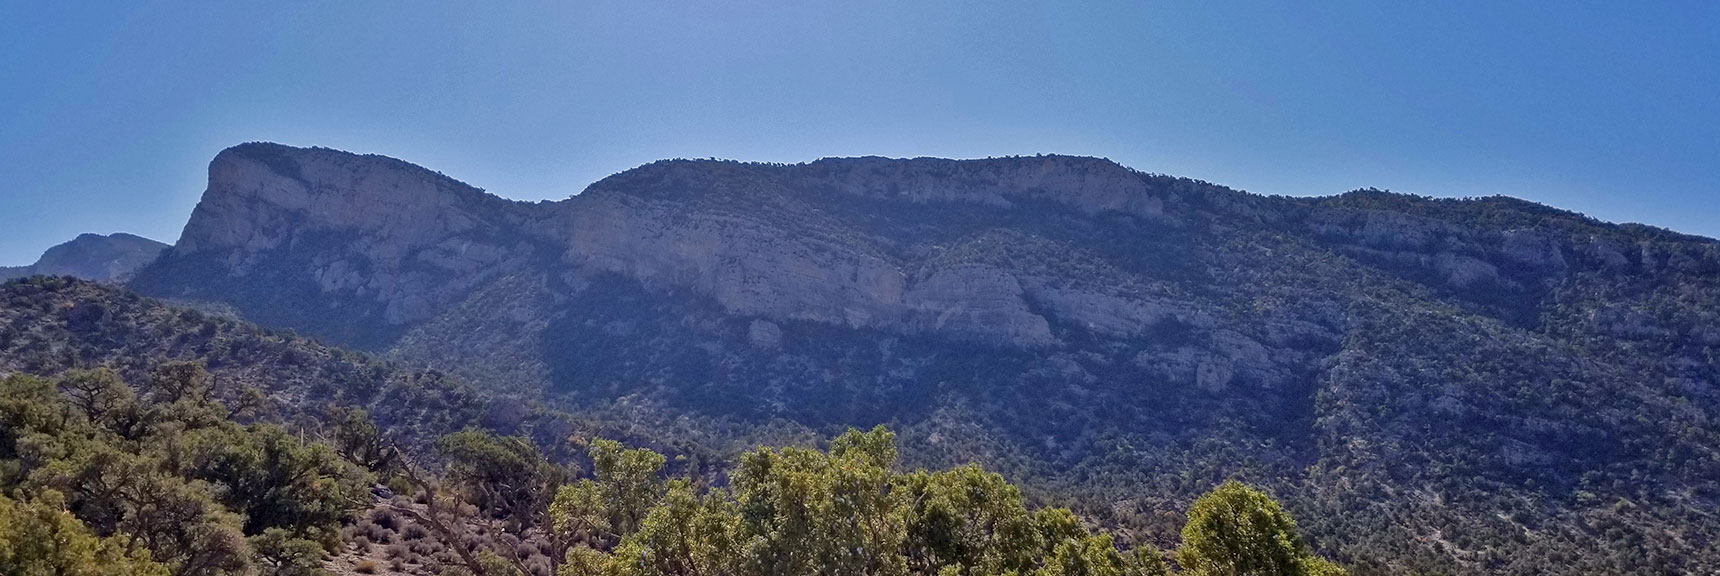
[132,143,1720,364]
[137,145,1200,349]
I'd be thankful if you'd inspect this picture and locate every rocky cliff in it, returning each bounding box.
[0,232,168,282]
[126,143,1720,575]
[139,145,1207,349]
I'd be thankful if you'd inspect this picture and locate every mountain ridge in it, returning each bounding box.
[118,142,1720,574]
[138,142,1720,350]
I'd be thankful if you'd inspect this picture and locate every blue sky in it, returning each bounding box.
[2,1,1717,265]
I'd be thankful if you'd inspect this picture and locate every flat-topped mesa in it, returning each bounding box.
[581,154,1169,220]
[798,155,1166,217]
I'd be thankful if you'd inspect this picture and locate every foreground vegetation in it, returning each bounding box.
[0,366,1342,576]
[9,275,1717,574]
[0,366,369,576]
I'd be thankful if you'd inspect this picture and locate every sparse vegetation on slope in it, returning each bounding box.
[0,347,1343,576]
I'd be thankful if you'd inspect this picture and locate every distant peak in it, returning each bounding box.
[58,232,167,247]
[0,231,168,283]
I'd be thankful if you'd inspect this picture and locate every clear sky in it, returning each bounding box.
[3,1,1718,265]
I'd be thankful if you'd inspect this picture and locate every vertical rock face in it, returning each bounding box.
[133,143,1720,360]
[142,145,1200,350]
[558,180,910,330]
[178,144,517,259]
[134,143,559,344]
[552,156,1200,347]
[0,232,167,282]
[118,142,1720,573]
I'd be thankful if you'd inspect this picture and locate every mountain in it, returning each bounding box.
[126,142,1720,575]
[0,232,168,282]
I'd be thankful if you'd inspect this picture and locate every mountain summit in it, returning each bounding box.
[0,232,167,282]
[128,142,1720,574]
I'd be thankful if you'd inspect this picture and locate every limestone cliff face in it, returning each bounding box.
[178,145,495,256]
[1,232,167,282]
[131,143,1720,391]
[141,144,556,338]
[555,156,1183,346]
[143,145,1204,349]
[560,170,910,332]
